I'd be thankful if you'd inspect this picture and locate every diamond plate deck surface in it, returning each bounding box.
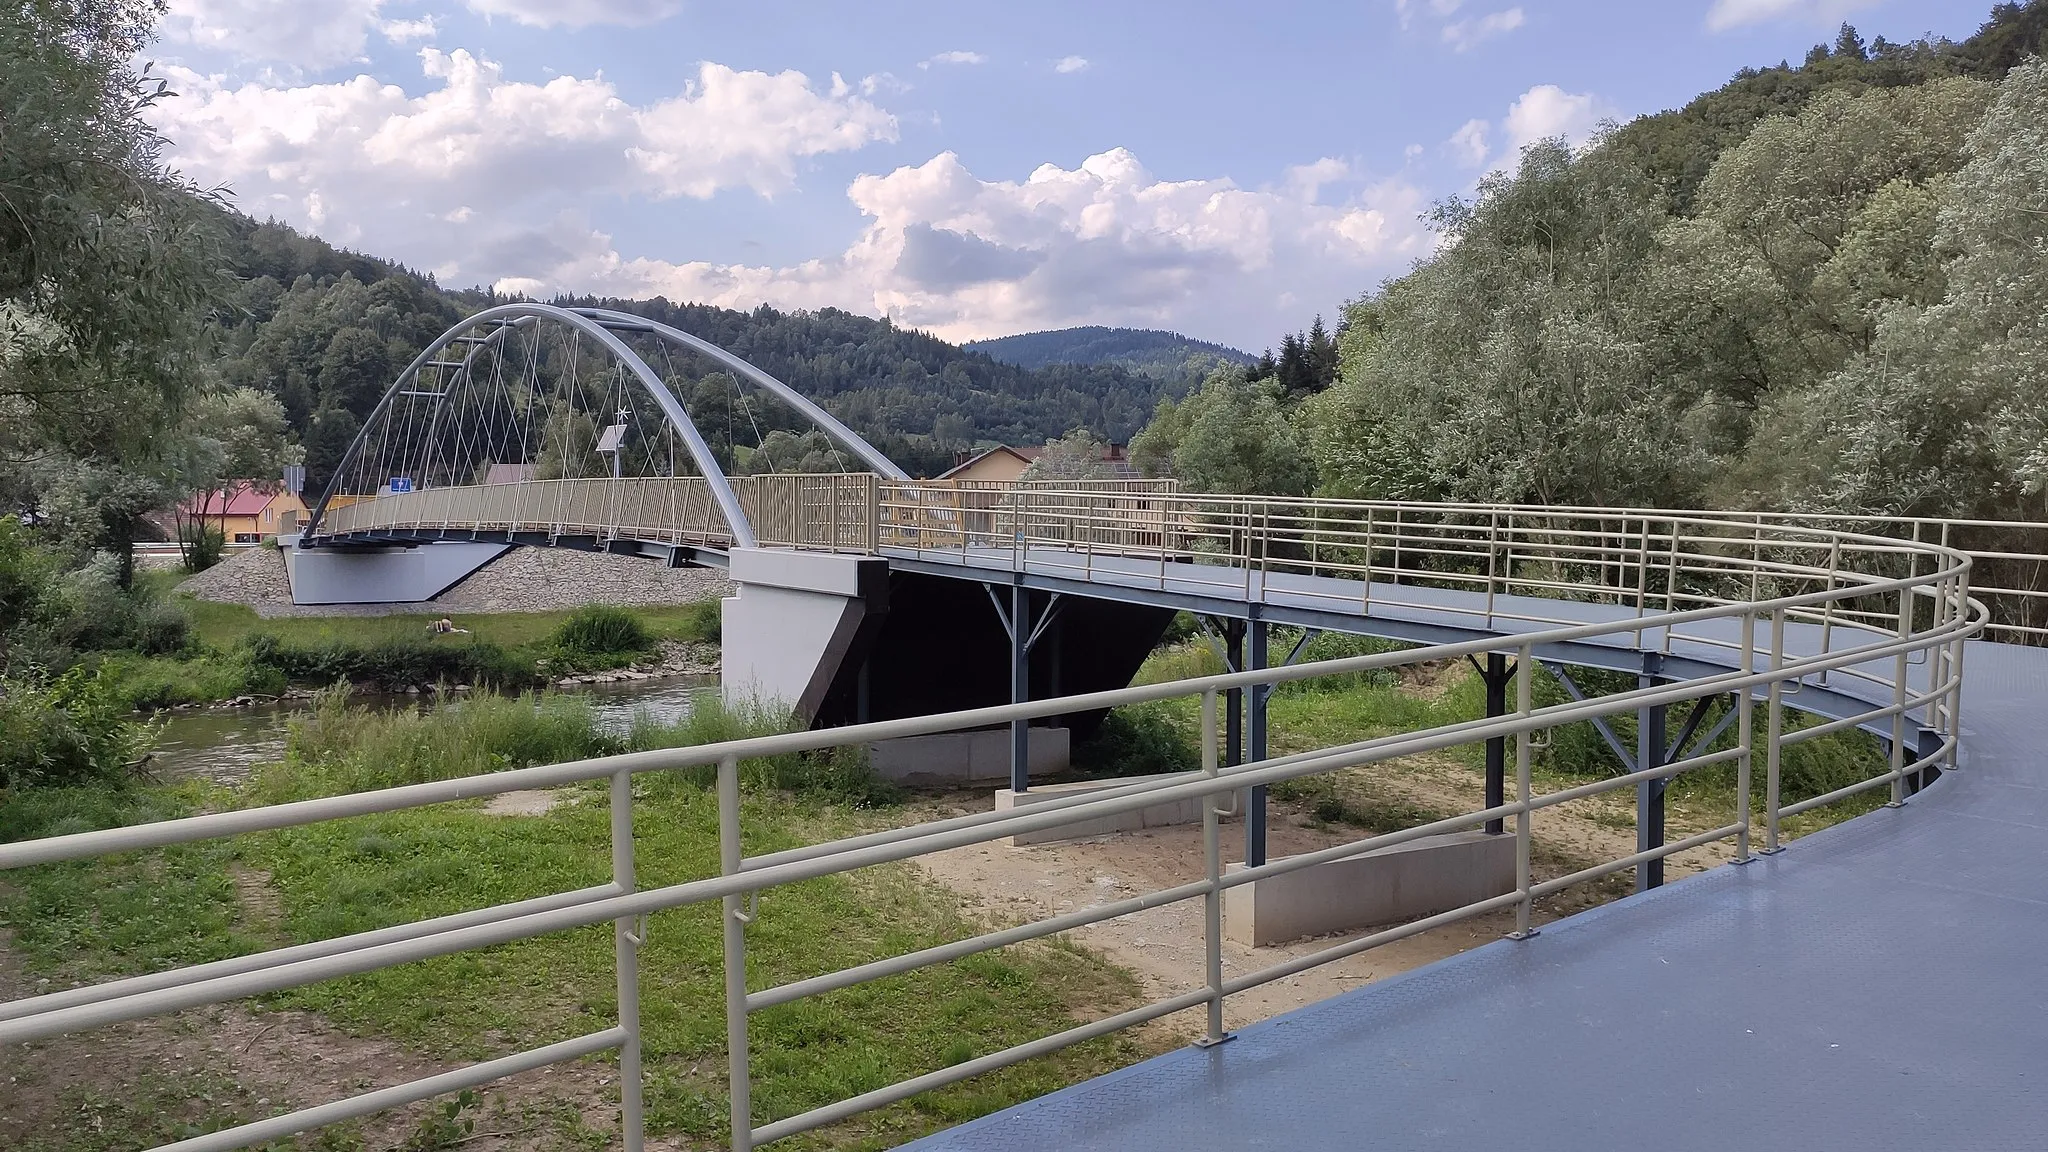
[902,640,2047,1151]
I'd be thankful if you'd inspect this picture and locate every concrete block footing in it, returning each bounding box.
[867,728,1070,788]
[994,773,1206,846]
[1225,830,1516,947]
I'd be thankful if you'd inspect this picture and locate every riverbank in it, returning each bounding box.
[96,592,723,712]
[0,692,1147,1150]
[179,546,735,618]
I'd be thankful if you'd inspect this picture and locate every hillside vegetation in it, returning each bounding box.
[1132,5,2048,528]
[965,326,1252,381]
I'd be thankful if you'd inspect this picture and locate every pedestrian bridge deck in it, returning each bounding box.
[905,638,2046,1151]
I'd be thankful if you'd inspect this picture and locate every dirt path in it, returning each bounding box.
[906,771,1686,1040]
[0,930,624,1151]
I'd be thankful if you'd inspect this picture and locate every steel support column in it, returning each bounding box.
[1637,656,1668,893]
[1223,619,1245,771]
[1481,652,1512,836]
[1246,616,1270,868]
[1010,581,1030,794]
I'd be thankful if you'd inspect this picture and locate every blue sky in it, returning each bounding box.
[148,0,1988,350]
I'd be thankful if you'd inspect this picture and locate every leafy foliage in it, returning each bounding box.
[550,603,653,658]
[964,325,1253,381]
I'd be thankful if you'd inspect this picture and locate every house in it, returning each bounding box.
[939,443,1140,483]
[175,482,310,543]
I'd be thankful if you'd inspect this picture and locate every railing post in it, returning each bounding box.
[1947,569,1968,773]
[1511,643,1537,940]
[1764,609,1786,854]
[1888,589,1912,807]
[612,770,645,1152]
[867,473,880,554]
[1484,510,1499,625]
[1735,610,1755,863]
[719,754,753,1152]
[1198,688,1230,1046]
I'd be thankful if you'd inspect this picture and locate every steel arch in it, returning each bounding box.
[302,303,906,547]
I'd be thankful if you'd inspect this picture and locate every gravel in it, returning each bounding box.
[180,545,733,618]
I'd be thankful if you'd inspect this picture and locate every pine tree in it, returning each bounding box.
[1277,332,1312,396]
[1306,314,1340,391]
[1835,23,1868,61]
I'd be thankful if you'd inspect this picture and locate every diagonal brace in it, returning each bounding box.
[1540,660,1637,774]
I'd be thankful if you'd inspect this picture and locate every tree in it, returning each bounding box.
[0,1,228,465]
[1136,368,1314,496]
[1021,428,1115,480]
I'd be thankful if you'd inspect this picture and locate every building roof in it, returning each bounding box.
[939,443,1137,480]
[176,483,273,518]
[483,462,537,485]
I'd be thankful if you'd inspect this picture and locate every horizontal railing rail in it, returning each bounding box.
[0,509,1983,1152]
[307,474,2044,643]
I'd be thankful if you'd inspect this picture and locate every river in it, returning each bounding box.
[146,675,720,784]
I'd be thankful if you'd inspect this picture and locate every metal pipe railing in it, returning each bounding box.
[8,505,1995,1152]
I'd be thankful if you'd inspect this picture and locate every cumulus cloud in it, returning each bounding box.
[1441,7,1524,51]
[919,50,987,69]
[1704,0,1880,32]
[150,48,894,273]
[161,0,395,70]
[1446,118,1489,166]
[498,148,1434,346]
[461,0,685,28]
[1502,84,1614,155]
[1053,55,1089,73]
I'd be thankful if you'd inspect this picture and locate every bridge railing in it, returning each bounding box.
[311,477,2045,643]
[0,514,1983,1152]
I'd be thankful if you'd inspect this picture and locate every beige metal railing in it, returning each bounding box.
[3,508,1986,1152]
[311,477,2045,643]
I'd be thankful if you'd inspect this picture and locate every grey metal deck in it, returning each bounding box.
[902,640,2046,1151]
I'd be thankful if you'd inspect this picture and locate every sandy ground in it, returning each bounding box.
[906,757,1735,1040]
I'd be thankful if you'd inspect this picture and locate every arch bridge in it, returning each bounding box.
[8,307,2044,1149]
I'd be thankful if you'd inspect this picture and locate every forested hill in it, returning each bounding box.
[204,215,1178,482]
[964,327,1253,379]
[1129,1,2048,528]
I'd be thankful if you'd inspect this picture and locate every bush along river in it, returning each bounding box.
[146,675,720,783]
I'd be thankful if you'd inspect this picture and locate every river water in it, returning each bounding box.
[146,676,720,784]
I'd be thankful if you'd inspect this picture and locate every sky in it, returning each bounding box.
[143,0,1991,351]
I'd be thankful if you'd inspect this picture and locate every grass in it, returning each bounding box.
[182,599,718,654]
[87,597,723,710]
[1117,638,1899,847]
[0,690,1142,1150]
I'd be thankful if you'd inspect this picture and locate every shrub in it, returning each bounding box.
[553,604,652,657]
[1072,706,1198,778]
[238,633,534,691]
[0,666,155,790]
[178,520,225,573]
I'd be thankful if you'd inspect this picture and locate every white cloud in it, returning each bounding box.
[919,50,987,69]
[1704,0,1881,32]
[1446,118,1490,166]
[161,0,392,70]
[150,49,895,274]
[1053,55,1090,74]
[1283,157,1350,202]
[1441,7,1524,51]
[497,149,1434,346]
[461,0,685,28]
[1501,84,1613,155]
[380,16,437,42]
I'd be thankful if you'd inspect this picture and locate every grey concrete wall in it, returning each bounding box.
[284,542,508,605]
[995,772,1204,845]
[1225,830,1515,947]
[722,548,888,720]
[866,728,1070,787]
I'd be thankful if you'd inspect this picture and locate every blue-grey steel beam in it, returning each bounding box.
[1246,617,1270,868]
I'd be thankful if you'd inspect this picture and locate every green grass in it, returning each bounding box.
[0,691,1140,1150]
[1125,640,1900,843]
[182,599,718,653]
